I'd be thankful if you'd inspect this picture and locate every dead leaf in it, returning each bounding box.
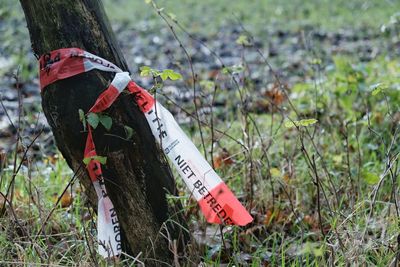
[0,194,6,208]
[53,191,73,208]
[265,82,287,106]
[264,209,274,225]
[283,173,290,184]
[303,214,319,230]
[213,148,234,169]
[47,154,59,165]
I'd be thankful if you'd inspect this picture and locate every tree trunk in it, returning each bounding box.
[19,0,187,264]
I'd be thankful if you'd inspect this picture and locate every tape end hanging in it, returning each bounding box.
[198,182,253,226]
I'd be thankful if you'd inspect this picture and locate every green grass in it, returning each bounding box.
[175,46,400,265]
[104,0,400,33]
[1,0,400,265]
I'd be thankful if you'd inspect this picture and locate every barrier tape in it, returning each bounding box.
[84,127,122,257]
[39,48,253,258]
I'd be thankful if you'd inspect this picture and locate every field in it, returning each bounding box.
[1,0,400,266]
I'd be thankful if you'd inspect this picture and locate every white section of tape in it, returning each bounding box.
[83,51,123,74]
[112,72,131,93]
[93,181,122,258]
[144,103,222,201]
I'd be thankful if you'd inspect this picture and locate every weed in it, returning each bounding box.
[1,0,400,265]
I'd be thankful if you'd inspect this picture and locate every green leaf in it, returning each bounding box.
[141,67,182,81]
[299,119,318,126]
[285,118,318,128]
[82,157,90,165]
[83,155,107,165]
[96,156,107,165]
[371,87,382,96]
[370,83,387,96]
[200,80,215,91]
[311,58,322,65]
[144,0,151,4]
[99,114,112,131]
[160,71,169,81]
[79,109,87,131]
[362,171,379,185]
[160,69,182,81]
[168,71,182,80]
[79,109,85,122]
[168,12,177,21]
[284,121,297,128]
[333,56,352,73]
[269,168,281,178]
[313,246,324,257]
[87,113,99,129]
[222,64,245,75]
[347,74,358,84]
[222,67,230,74]
[124,125,134,139]
[236,35,250,46]
[140,66,151,77]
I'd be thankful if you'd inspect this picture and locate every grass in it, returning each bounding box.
[1,0,400,266]
[193,59,399,264]
[104,0,400,33]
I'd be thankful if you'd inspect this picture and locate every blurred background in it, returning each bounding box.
[1,0,400,265]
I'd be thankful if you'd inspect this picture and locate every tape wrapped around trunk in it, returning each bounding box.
[39,48,253,258]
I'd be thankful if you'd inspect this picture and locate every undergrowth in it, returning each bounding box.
[1,0,400,266]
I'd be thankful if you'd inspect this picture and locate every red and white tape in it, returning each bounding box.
[84,128,122,257]
[39,48,253,258]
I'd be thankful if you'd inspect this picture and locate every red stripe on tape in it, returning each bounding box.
[39,48,85,90]
[84,127,102,182]
[127,81,155,113]
[198,182,253,226]
[89,85,119,113]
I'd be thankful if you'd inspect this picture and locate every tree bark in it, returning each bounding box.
[19,0,187,265]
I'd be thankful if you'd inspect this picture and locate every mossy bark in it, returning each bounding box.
[19,0,187,265]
